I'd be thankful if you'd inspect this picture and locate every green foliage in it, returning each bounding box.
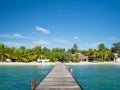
[108,53,115,61]
[71,44,78,54]
[97,43,107,61]
[0,42,116,62]
[96,57,102,62]
[72,57,80,62]
[0,43,5,61]
[80,50,88,56]
[22,57,29,62]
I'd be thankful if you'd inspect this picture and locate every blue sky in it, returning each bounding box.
[0,0,120,50]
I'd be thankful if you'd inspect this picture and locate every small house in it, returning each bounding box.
[72,53,88,62]
[37,59,50,63]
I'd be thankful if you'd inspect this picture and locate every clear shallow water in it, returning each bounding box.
[0,65,53,90]
[67,65,120,90]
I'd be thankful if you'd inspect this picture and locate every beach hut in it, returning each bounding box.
[6,58,12,62]
[37,59,50,63]
[6,58,16,62]
[72,53,88,62]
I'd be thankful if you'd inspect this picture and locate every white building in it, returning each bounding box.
[37,59,50,63]
[6,59,12,62]
[114,53,120,62]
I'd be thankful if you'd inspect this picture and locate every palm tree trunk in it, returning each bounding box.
[1,55,4,62]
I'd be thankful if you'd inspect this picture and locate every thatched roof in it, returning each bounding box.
[72,53,88,59]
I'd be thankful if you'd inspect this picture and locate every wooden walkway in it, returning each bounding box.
[35,63,82,90]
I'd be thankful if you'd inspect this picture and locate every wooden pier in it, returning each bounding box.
[34,63,82,90]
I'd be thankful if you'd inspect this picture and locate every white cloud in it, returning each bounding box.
[0,33,10,38]
[36,26,50,34]
[85,43,89,46]
[83,41,106,50]
[57,39,69,44]
[92,41,106,46]
[74,36,78,39]
[32,40,49,46]
[110,37,116,41]
[13,33,23,38]
[92,42,100,46]
[0,33,23,38]
[1,41,24,48]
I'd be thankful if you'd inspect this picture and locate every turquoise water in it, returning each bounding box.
[1,65,120,90]
[0,65,53,90]
[67,65,120,90]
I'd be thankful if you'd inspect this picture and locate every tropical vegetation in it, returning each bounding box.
[0,42,118,62]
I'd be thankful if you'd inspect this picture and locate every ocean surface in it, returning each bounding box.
[0,64,120,90]
[67,64,120,90]
[0,65,53,90]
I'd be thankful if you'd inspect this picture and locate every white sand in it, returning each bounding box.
[0,62,56,66]
[0,61,120,66]
[65,61,120,65]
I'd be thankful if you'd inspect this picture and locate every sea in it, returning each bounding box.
[0,64,120,90]
[0,65,53,90]
[67,64,120,90]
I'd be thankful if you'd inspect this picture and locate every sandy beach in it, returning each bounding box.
[65,61,120,65]
[0,61,120,66]
[0,62,56,66]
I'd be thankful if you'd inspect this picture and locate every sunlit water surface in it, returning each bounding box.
[67,64,120,90]
[0,65,53,90]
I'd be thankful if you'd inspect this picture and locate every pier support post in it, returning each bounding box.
[31,78,36,90]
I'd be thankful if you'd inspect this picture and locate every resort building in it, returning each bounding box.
[6,58,16,62]
[114,53,120,62]
[37,58,50,63]
[72,53,88,62]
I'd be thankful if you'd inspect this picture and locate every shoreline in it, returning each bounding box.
[0,62,56,66]
[0,61,120,66]
[65,61,120,65]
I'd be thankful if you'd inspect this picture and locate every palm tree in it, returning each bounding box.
[13,49,20,62]
[33,46,42,59]
[0,43,6,61]
[104,49,111,61]
[88,48,94,55]
[87,48,94,61]
[97,43,106,62]
[73,43,78,53]
[6,47,15,59]
[19,46,26,62]
[93,49,97,61]
[71,44,78,54]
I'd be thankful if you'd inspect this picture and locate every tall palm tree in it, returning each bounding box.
[71,43,78,54]
[19,46,26,62]
[33,46,42,59]
[93,49,97,61]
[98,43,106,62]
[13,49,21,62]
[88,48,94,55]
[6,47,15,59]
[104,49,111,61]
[0,43,6,61]
[73,43,78,53]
